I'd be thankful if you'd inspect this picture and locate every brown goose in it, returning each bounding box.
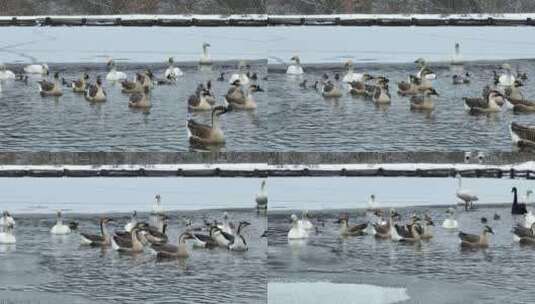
[510,122,535,147]
[394,223,421,242]
[224,80,262,110]
[85,77,106,102]
[80,217,114,247]
[111,223,148,253]
[504,80,524,102]
[72,73,89,93]
[151,231,193,259]
[128,86,151,108]
[38,72,63,97]
[372,78,391,104]
[188,85,213,111]
[121,73,143,94]
[463,90,503,114]
[397,75,420,96]
[410,88,439,110]
[187,105,230,145]
[321,80,343,98]
[349,74,374,96]
[336,215,367,237]
[372,209,398,239]
[513,223,535,244]
[458,225,494,248]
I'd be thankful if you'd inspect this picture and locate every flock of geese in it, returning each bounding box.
[0,180,268,259]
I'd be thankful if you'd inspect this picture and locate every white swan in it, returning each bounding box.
[498,63,515,87]
[152,194,165,214]
[456,174,478,210]
[0,211,15,227]
[342,60,363,83]
[217,212,234,235]
[229,61,249,85]
[367,194,377,209]
[298,210,314,231]
[124,210,138,232]
[442,207,458,229]
[256,180,268,209]
[0,64,16,80]
[199,43,212,65]
[415,58,436,80]
[50,210,71,235]
[0,211,16,244]
[288,214,309,240]
[105,60,127,81]
[286,56,304,75]
[164,57,184,78]
[451,42,463,65]
[24,63,48,75]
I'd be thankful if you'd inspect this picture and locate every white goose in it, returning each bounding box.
[0,211,16,244]
[456,174,478,210]
[106,60,127,81]
[199,43,212,65]
[286,56,304,75]
[24,63,48,75]
[164,57,184,78]
[442,207,458,229]
[342,60,363,83]
[288,214,309,240]
[0,64,16,80]
[256,180,268,209]
[229,61,250,85]
[498,63,515,87]
[50,210,71,235]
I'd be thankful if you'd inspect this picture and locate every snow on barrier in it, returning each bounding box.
[2,14,535,27]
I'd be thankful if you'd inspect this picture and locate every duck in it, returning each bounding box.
[187,105,230,146]
[80,217,114,247]
[452,73,470,85]
[38,72,63,97]
[342,60,363,83]
[288,214,309,240]
[511,187,528,215]
[410,88,439,110]
[151,231,193,259]
[322,80,343,98]
[0,64,16,80]
[255,180,268,210]
[50,210,71,235]
[72,73,89,93]
[459,225,494,248]
[188,85,213,111]
[286,56,304,75]
[228,221,251,251]
[337,215,367,237]
[456,173,478,211]
[24,63,49,75]
[513,223,535,242]
[105,60,127,81]
[372,78,391,104]
[451,42,463,65]
[124,211,138,233]
[84,77,107,102]
[442,207,458,229]
[397,75,421,96]
[111,223,147,253]
[229,61,250,85]
[128,86,151,108]
[498,63,515,86]
[217,212,234,235]
[199,43,212,65]
[463,90,503,114]
[224,81,261,110]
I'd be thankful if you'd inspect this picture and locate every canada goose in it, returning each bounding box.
[511,187,528,215]
[256,180,267,210]
[397,75,420,96]
[80,217,114,247]
[456,174,478,211]
[0,64,16,80]
[463,90,503,114]
[72,73,89,93]
[188,85,213,111]
[128,86,151,108]
[85,77,106,102]
[105,60,127,81]
[151,232,193,259]
[24,63,49,75]
[287,56,304,75]
[452,74,470,85]
[111,223,147,253]
[322,81,343,98]
[228,221,251,251]
[342,60,363,83]
[38,72,63,97]
[442,208,458,229]
[498,63,515,86]
[187,105,230,145]
[288,214,309,240]
[229,61,250,85]
[50,210,71,235]
[459,225,494,248]
[121,73,144,94]
[224,81,261,110]
[336,215,367,237]
[199,42,212,65]
[164,57,183,79]
[372,78,391,104]
[410,88,438,110]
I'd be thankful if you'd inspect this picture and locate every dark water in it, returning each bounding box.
[267,60,535,152]
[0,62,269,152]
[0,209,267,304]
[268,206,535,304]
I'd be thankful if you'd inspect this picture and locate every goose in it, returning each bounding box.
[217,212,234,235]
[456,174,478,211]
[504,80,525,104]
[199,43,212,65]
[191,226,219,249]
[336,215,367,237]
[224,81,261,110]
[229,61,250,85]
[397,75,421,96]
[187,105,230,145]
[348,74,373,96]
[212,226,234,247]
[415,58,436,80]
[288,214,309,240]
[142,222,169,245]
[228,221,251,251]
[188,85,213,111]
[420,214,434,240]
[38,72,63,97]
[513,223,535,242]
[106,60,127,81]
[72,73,89,93]
[298,210,314,231]
[84,77,106,102]
[463,90,503,114]
[416,66,435,90]
[459,225,494,248]
[0,64,16,80]
[204,80,217,105]
[410,88,438,110]
[372,209,397,239]
[151,231,193,259]
[24,63,49,75]
[452,74,470,85]
[50,210,71,235]
[255,180,268,210]
[498,63,515,86]
[124,211,138,233]
[120,73,143,94]
[393,222,421,242]
[286,56,304,75]
[511,187,528,215]
[128,86,151,108]
[510,122,535,147]
[342,60,363,83]
[111,223,147,253]
[80,217,114,247]
[141,69,154,89]
[164,57,183,79]
[451,42,463,65]
[442,208,458,229]
[372,78,391,104]
[321,80,343,98]
[516,67,528,81]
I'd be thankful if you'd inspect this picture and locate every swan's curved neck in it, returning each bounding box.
[203,46,208,56]
[513,190,518,205]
